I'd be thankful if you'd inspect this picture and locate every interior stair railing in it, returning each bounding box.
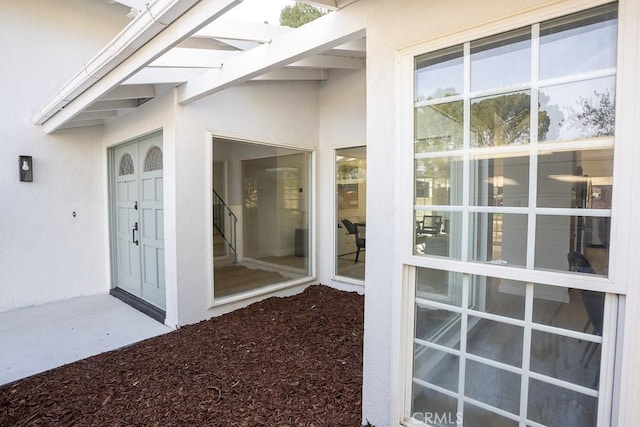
[213,189,238,264]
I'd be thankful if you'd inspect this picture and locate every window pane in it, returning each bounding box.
[533,285,604,336]
[415,157,463,205]
[464,359,521,414]
[540,4,618,80]
[537,148,613,208]
[470,153,530,207]
[414,345,459,393]
[471,28,531,92]
[470,275,526,320]
[416,268,463,307]
[470,91,531,147]
[415,305,461,349]
[535,216,609,276]
[415,102,464,153]
[335,147,366,280]
[415,210,462,259]
[539,77,616,142]
[214,139,311,298]
[471,213,527,267]
[464,403,518,427]
[411,385,460,427]
[528,379,597,426]
[416,45,464,101]
[530,330,601,390]
[467,316,523,367]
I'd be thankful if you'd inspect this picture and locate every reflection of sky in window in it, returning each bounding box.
[539,76,615,141]
[540,15,617,80]
[471,32,531,92]
[415,48,463,101]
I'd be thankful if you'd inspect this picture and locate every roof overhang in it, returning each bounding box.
[34,0,366,134]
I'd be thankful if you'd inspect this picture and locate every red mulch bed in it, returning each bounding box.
[0,285,368,426]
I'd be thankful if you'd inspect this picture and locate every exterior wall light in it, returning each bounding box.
[19,156,33,182]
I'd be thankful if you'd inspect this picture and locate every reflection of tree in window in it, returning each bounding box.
[573,89,615,137]
[468,92,550,147]
[244,178,258,208]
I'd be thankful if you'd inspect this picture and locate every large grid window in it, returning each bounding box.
[413,4,617,277]
[409,4,618,426]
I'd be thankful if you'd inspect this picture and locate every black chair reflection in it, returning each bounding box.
[567,251,605,368]
[341,219,366,263]
[416,215,442,237]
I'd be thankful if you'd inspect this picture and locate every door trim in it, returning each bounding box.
[108,131,166,318]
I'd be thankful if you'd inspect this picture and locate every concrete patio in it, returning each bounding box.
[0,294,172,386]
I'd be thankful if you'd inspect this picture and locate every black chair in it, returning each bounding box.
[341,219,366,263]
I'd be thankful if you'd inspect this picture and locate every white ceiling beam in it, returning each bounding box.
[101,84,156,100]
[288,54,364,70]
[41,0,243,134]
[58,119,105,130]
[149,48,240,68]
[193,19,291,43]
[177,2,366,104]
[252,69,329,81]
[327,38,366,57]
[85,99,141,111]
[69,111,118,122]
[213,38,259,51]
[122,67,210,85]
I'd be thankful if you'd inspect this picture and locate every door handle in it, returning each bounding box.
[132,222,139,246]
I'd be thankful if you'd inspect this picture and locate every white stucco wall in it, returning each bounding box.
[317,69,367,292]
[0,0,129,312]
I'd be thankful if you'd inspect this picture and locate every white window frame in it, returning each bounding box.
[394,0,640,425]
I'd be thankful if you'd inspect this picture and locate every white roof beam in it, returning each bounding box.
[101,84,156,100]
[40,0,243,134]
[177,2,366,104]
[327,38,366,57]
[149,48,240,68]
[69,111,118,122]
[122,67,210,85]
[58,119,105,130]
[288,54,364,70]
[85,99,140,112]
[193,19,290,43]
[252,69,329,81]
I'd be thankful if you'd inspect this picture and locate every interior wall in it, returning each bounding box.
[0,0,130,312]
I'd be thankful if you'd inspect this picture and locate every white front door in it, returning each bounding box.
[112,133,165,310]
